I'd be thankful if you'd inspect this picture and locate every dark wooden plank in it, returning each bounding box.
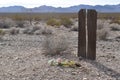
[87,9,97,60]
[78,9,86,58]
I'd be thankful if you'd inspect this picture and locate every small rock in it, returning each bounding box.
[83,78,88,80]
[71,71,77,75]
[107,59,111,62]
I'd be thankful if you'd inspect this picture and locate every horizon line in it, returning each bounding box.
[0,3,120,8]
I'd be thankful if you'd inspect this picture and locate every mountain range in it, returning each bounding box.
[0,4,120,13]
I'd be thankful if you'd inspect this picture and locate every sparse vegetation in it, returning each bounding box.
[97,20,110,41]
[23,26,40,35]
[0,29,5,40]
[15,21,25,28]
[0,12,120,80]
[43,34,69,56]
[23,28,34,35]
[0,29,5,35]
[46,18,60,26]
[110,19,120,25]
[46,17,73,28]
[60,17,73,28]
[0,22,10,28]
[70,26,78,31]
[9,27,19,35]
[0,18,15,28]
[97,28,109,41]
[40,27,53,35]
[110,23,120,31]
[97,19,111,30]
[23,26,53,35]
[0,13,77,21]
[12,14,25,21]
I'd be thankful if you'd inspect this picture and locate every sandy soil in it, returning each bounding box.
[0,28,120,80]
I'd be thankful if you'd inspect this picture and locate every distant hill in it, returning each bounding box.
[0,4,120,13]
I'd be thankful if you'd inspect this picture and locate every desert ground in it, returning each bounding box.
[0,13,120,80]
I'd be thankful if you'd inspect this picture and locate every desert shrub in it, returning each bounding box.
[9,27,19,35]
[110,19,120,25]
[110,23,120,31]
[32,26,41,32]
[23,28,32,34]
[34,30,42,35]
[34,28,53,35]
[97,20,111,41]
[34,26,53,35]
[60,17,73,28]
[15,21,25,28]
[0,18,15,28]
[97,19,110,30]
[12,14,25,21]
[34,16,41,21]
[42,34,69,56]
[23,26,53,35]
[0,29,5,40]
[97,21,104,30]
[70,26,78,31]
[0,29,5,35]
[46,18,60,26]
[23,28,35,35]
[0,22,10,28]
[41,27,53,35]
[97,28,109,41]
[23,26,40,35]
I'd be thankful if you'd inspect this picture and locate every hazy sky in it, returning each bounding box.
[0,0,120,8]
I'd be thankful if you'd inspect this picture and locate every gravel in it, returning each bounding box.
[0,29,120,80]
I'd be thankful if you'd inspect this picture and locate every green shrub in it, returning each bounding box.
[0,29,5,35]
[60,17,73,28]
[46,18,60,26]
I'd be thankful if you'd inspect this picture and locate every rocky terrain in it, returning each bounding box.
[0,18,120,80]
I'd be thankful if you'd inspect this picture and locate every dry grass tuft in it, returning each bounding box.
[0,29,6,40]
[9,27,19,35]
[42,34,70,56]
[23,26,53,35]
[97,20,110,41]
[0,18,15,29]
[110,23,120,31]
[97,28,109,41]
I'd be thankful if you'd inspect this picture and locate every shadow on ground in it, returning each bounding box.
[86,60,120,80]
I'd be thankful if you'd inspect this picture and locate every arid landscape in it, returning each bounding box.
[0,13,120,80]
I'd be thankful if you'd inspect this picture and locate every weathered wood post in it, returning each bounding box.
[78,9,97,60]
[87,10,97,60]
[78,9,86,58]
